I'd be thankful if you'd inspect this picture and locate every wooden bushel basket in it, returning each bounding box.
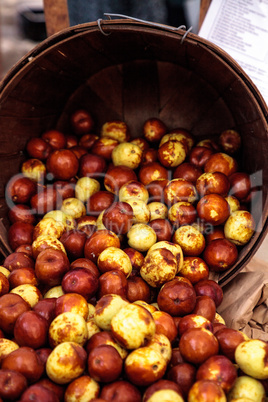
[0,17,267,286]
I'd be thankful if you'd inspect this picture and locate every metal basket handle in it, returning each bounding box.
[97,13,193,43]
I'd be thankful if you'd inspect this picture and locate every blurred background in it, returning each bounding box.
[0,0,201,79]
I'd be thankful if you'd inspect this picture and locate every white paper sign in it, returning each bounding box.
[198,0,268,106]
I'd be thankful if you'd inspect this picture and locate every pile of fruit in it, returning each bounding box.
[0,109,266,401]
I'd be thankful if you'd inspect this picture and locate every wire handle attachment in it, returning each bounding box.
[97,13,192,43]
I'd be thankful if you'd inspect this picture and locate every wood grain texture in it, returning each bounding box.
[43,0,70,36]
[199,0,212,30]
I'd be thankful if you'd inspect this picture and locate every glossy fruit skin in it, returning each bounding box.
[0,369,28,401]
[143,118,167,143]
[85,331,118,354]
[30,187,59,215]
[41,130,66,149]
[149,219,173,242]
[35,378,65,402]
[3,251,34,271]
[146,179,169,203]
[84,229,120,263]
[164,179,198,206]
[98,270,128,298]
[70,258,100,278]
[219,129,241,154]
[13,310,48,349]
[78,153,107,178]
[69,145,88,160]
[168,349,185,369]
[66,134,78,148]
[173,225,205,257]
[197,193,230,226]
[179,327,219,365]
[229,172,251,200]
[139,162,169,186]
[112,142,142,170]
[61,267,99,301]
[0,272,10,296]
[53,180,75,200]
[188,379,226,401]
[19,383,59,402]
[224,210,255,246]
[179,256,209,284]
[101,120,130,143]
[0,293,31,334]
[6,176,37,204]
[46,149,79,181]
[178,314,213,336]
[26,137,52,160]
[1,346,44,384]
[131,137,150,152]
[173,162,202,184]
[140,247,177,288]
[196,172,230,197]
[141,148,158,165]
[194,279,223,308]
[157,277,196,317]
[8,222,34,251]
[164,128,194,151]
[8,267,38,289]
[35,248,70,287]
[167,363,196,399]
[189,146,214,168]
[203,238,238,272]
[92,137,119,160]
[215,327,248,361]
[123,247,144,275]
[104,165,137,194]
[124,346,167,387]
[60,229,87,261]
[157,139,187,168]
[8,204,36,225]
[21,158,46,183]
[15,244,33,257]
[168,202,197,228]
[87,190,115,216]
[46,341,87,385]
[205,226,225,244]
[197,139,220,152]
[119,180,149,203]
[100,380,142,402]
[33,298,56,325]
[102,201,134,235]
[79,134,99,150]
[192,295,216,322]
[143,379,183,402]
[87,344,123,383]
[152,310,178,343]
[204,152,238,176]
[127,276,151,303]
[196,354,237,393]
[63,375,100,402]
[71,109,94,135]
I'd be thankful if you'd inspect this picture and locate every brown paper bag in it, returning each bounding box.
[218,257,268,341]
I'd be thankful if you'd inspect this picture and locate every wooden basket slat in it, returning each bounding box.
[122,60,160,138]
[190,97,235,137]
[157,63,192,112]
[57,72,125,135]
[186,42,238,92]
[0,115,57,153]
